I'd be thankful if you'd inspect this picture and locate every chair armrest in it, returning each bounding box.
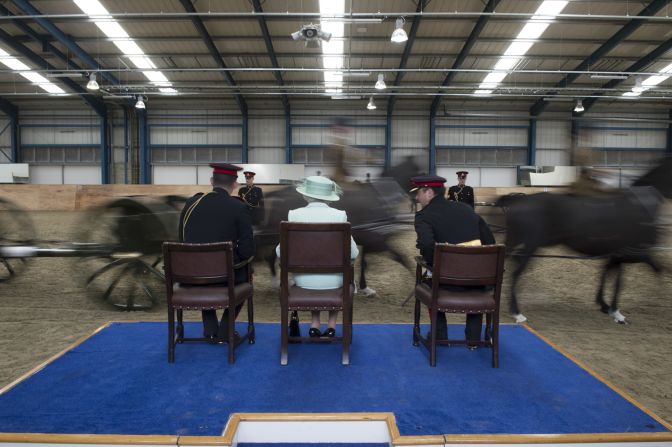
[233,256,254,270]
[415,256,432,285]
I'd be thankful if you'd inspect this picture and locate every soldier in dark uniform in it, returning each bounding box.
[238,171,264,225]
[412,175,495,347]
[447,171,475,208]
[178,163,254,341]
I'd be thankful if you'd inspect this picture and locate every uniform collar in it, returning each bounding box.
[213,186,230,196]
[429,194,446,205]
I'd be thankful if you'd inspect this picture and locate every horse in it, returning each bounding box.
[254,179,414,295]
[496,157,672,324]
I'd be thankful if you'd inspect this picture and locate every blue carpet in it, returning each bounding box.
[0,322,667,437]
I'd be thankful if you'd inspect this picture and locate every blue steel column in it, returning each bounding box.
[11,114,19,163]
[385,112,392,171]
[100,113,109,184]
[242,113,248,164]
[138,110,149,184]
[527,118,537,166]
[667,110,672,154]
[285,110,292,163]
[429,114,436,174]
[570,119,579,164]
[123,108,129,184]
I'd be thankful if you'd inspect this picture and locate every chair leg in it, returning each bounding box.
[429,307,437,367]
[228,305,236,364]
[168,307,175,363]
[342,307,351,366]
[176,310,184,343]
[413,296,421,346]
[492,313,500,368]
[280,304,289,365]
[247,296,255,344]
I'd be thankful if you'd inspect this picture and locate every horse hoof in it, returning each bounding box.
[513,313,527,323]
[609,309,627,324]
[359,287,377,296]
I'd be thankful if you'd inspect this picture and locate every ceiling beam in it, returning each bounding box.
[0,96,18,119]
[387,0,426,117]
[529,0,670,116]
[0,27,106,116]
[9,0,119,87]
[179,0,247,115]
[579,37,672,113]
[429,0,501,118]
[251,0,289,115]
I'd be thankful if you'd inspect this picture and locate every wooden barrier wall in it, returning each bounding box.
[0,184,554,211]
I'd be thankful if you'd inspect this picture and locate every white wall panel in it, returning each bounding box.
[537,120,571,149]
[392,118,428,149]
[536,149,571,166]
[153,166,197,185]
[249,148,284,164]
[249,117,284,147]
[63,166,101,184]
[30,165,62,184]
[481,167,517,187]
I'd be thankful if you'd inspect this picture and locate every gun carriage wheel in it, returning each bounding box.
[0,197,36,282]
[76,196,182,310]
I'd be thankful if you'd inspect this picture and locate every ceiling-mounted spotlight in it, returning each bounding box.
[291,24,332,48]
[631,77,644,93]
[375,73,386,90]
[86,73,99,91]
[391,17,408,43]
[573,99,584,113]
[366,97,377,110]
[135,95,146,109]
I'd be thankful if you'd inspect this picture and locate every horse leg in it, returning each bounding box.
[266,249,280,288]
[510,253,533,323]
[358,250,376,296]
[608,261,627,324]
[595,258,616,314]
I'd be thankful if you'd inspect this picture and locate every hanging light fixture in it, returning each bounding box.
[135,95,146,109]
[86,72,99,90]
[375,73,386,90]
[631,77,644,93]
[390,17,408,43]
[573,99,584,113]
[366,96,377,110]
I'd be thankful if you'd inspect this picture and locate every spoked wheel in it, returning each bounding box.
[0,197,36,282]
[76,197,181,310]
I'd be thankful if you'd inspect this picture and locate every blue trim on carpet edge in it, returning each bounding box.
[0,322,668,437]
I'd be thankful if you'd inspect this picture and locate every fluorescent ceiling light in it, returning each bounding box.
[103,95,134,99]
[473,0,568,95]
[320,0,345,96]
[335,71,371,77]
[474,90,493,95]
[590,74,628,79]
[366,97,377,110]
[542,97,575,101]
[331,95,362,99]
[46,72,83,78]
[73,0,176,93]
[0,47,65,94]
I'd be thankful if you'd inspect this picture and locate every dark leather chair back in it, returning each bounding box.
[163,242,233,286]
[435,244,503,288]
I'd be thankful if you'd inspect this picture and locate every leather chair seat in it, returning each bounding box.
[172,283,252,309]
[288,285,354,310]
[415,284,495,313]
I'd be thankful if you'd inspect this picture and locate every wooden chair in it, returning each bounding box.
[279,222,354,365]
[413,243,505,367]
[162,241,254,364]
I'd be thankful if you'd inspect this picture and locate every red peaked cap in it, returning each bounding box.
[456,171,469,178]
[243,171,256,178]
[409,175,447,192]
[209,163,242,177]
